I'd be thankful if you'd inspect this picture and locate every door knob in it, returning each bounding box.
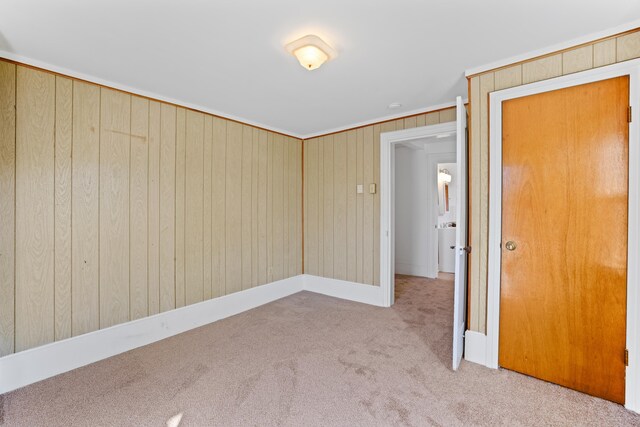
[505,241,517,251]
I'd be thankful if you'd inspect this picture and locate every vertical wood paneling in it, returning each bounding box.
[241,126,252,290]
[159,104,176,312]
[594,39,617,68]
[3,59,303,355]
[203,116,213,300]
[617,32,640,62]
[403,116,417,129]
[185,110,204,305]
[15,67,55,351]
[306,139,318,275]
[148,101,161,315]
[175,108,186,307]
[295,140,302,274]
[54,76,72,341]
[477,73,494,331]
[372,124,384,286]
[130,96,149,320]
[251,129,260,286]
[289,139,299,276]
[272,135,284,281]
[333,133,347,280]
[266,133,274,282]
[99,88,130,329]
[469,76,481,332]
[323,136,334,277]
[71,81,100,335]
[439,108,456,123]
[0,61,15,356]
[283,137,290,277]
[362,127,374,285]
[522,54,562,84]
[212,117,227,297]
[562,45,593,74]
[494,65,522,91]
[225,122,242,294]
[317,135,324,276]
[257,130,268,284]
[356,129,364,283]
[346,130,357,282]
[425,111,439,125]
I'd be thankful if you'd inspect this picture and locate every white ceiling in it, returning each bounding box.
[1,1,639,138]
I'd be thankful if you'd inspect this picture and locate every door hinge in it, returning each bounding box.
[629,106,633,123]
[625,349,629,366]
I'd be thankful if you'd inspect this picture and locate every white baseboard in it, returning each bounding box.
[302,274,387,307]
[395,262,434,278]
[464,330,488,367]
[0,275,304,394]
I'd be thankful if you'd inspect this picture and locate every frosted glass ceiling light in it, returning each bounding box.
[286,35,336,71]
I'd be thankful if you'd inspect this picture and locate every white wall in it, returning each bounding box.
[394,138,456,278]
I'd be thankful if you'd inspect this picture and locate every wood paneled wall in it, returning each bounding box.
[0,60,302,356]
[303,108,457,285]
[467,29,640,334]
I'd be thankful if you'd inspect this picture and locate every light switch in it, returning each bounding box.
[369,183,377,194]
[357,184,364,194]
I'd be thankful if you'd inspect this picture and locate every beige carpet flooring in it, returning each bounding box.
[2,274,640,426]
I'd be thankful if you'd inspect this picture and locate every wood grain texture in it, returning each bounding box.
[522,54,562,84]
[159,104,176,312]
[346,131,357,282]
[225,121,242,294]
[99,88,130,329]
[71,81,100,336]
[251,129,260,286]
[175,108,186,307]
[185,110,204,305]
[362,127,374,285]
[562,45,593,75]
[355,129,364,283]
[494,65,522,91]
[272,135,284,281]
[241,126,252,290]
[469,76,481,332]
[0,61,16,356]
[333,133,347,280]
[212,117,227,297]
[499,77,628,404]
[305,139,318,275]
[372,124,382,286]
[259,132,270,282]
[54,76,73,341]
[130,96,149,320]
[617,31,640,62]
[2,58,302,356]
[594,39,617,68]
[148,101,161,315]
[15,66,55,351]
[203,116,213,300]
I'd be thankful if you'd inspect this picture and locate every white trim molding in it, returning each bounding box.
[463,330,487,366]
[487,59,640,412]
[0,274,392,394]
[303,275,387,307]
[0,276,304,395]
[380,122,458,307]
[465,19,640,77]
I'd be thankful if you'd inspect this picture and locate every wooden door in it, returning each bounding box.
[499,76,629,404]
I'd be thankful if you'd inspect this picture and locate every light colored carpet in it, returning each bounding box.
[2,274,640,426]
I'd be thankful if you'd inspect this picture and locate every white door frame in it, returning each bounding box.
[487,59,640,411]
[380,121,457,307]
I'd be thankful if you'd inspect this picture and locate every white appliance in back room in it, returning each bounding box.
[438,163,457,273]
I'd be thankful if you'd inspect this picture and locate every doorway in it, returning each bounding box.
[487,60,640,409]
[381,96,469,370]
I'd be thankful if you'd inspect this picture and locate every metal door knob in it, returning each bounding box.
[505,241,517,251]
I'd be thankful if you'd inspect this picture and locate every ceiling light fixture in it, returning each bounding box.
[285,35,336,71]
[388,102,402,109]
